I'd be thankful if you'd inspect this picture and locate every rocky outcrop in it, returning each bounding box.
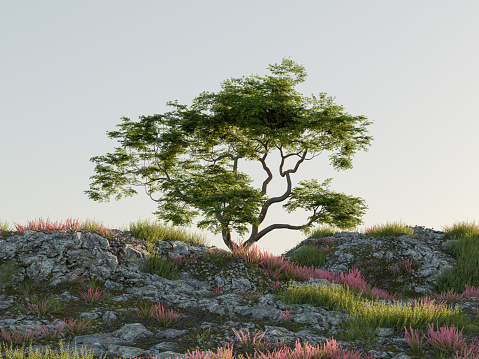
[0,227,478,359]
[279,225,463,299]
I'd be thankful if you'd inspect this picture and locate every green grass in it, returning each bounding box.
[0,217,479,359]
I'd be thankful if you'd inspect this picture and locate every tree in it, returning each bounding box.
[84,58,373,252]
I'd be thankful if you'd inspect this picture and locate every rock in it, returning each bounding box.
[0,227,478,359]
[279,225,461,299]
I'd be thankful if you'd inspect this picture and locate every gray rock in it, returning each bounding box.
[279,225,461,299]
[0,227,478,359]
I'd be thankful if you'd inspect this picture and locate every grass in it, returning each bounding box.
[0,217,479,358]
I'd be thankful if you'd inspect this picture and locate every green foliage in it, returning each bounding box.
[364,220,414,238]
[202,249,235,265]
[288,244,329,269]
[442,220,479,241]
[0,260,19,287]
[124,218,210,247]
[431,232,479,297]
[284,178,368,234]
[142,253,180,281]
[84,57,373,251]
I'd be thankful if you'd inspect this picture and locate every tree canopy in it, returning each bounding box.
[84,58,374,252]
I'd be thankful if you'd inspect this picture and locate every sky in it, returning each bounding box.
[1,1,478,257]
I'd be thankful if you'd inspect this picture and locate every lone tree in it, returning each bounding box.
[85,58,373,252]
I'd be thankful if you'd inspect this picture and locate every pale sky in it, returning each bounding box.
[1,1,478,257]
